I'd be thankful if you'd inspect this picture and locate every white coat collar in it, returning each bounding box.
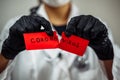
[36,3,80,67]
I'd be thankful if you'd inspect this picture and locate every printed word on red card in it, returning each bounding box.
[23,31,59,50]
[59,32,89,56]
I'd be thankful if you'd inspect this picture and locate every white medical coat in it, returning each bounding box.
[0,4,119,80]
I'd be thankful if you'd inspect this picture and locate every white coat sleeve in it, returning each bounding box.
[103,22,120,80]
[109,29,120,80]
[97,17,120,79]
[0,16,21,80]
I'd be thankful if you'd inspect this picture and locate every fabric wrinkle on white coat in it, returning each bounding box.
[0,3,119,80]
[112,45,120,80]
[49,52,71,80]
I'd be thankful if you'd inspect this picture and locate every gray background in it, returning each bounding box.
[0,0,120,45]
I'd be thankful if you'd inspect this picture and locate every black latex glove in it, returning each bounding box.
[65,15,114,60]
[1,15,53,59]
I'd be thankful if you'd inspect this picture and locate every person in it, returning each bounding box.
[0,0,119,80]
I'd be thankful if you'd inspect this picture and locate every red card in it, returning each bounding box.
[59,32,89,56]
[23,31,59,50]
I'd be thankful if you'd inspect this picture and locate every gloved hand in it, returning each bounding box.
[65,15,114,60]
[1,15,53,59]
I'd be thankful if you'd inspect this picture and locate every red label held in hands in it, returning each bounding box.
[59,32,89,56]
[23,31,59,50]
[23,31,89,56]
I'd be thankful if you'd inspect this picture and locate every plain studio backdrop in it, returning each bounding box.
[0,0,120,46]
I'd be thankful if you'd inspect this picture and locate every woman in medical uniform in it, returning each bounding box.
[0,0,118,80]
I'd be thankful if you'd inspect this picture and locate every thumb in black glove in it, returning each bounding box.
[1,15,53,59]
[65,15,114,60]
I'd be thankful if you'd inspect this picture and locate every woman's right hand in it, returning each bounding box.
[1,15,53,59]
